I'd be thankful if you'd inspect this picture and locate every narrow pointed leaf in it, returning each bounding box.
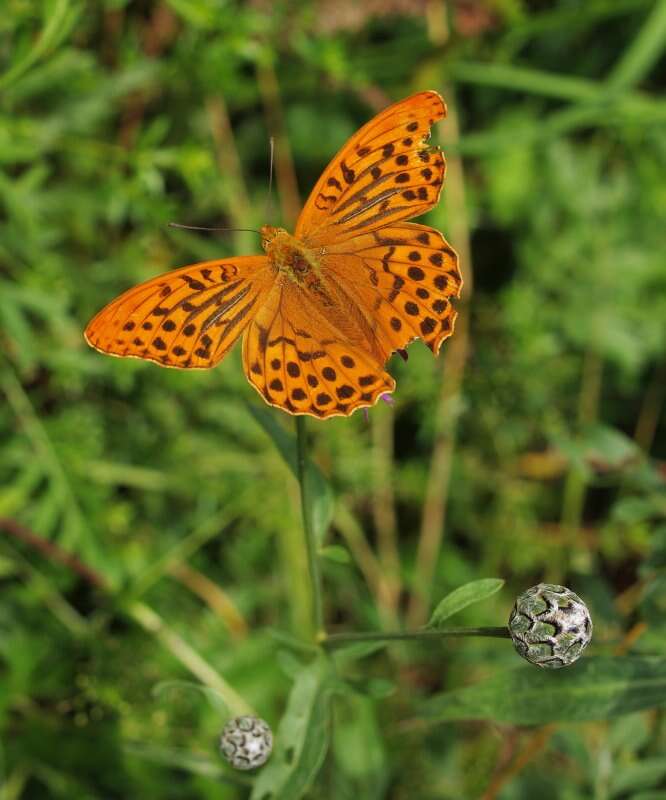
[319,545,351,564]
[427,578,505,628]
[423,657,666,725]
[250,658,333,800]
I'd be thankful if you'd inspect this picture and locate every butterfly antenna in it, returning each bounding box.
[168,222,261,235]
[265,136,275,221]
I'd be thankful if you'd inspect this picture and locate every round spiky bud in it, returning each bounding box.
[219,715,273,770]
[508,583,592,669]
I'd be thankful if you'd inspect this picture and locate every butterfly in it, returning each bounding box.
[85,91,461,418]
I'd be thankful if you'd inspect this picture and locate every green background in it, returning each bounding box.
[1,1,666,798]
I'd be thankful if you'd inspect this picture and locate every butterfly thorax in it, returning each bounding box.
[260,225,323,289]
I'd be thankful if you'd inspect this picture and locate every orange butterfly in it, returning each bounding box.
[85,91,461,418]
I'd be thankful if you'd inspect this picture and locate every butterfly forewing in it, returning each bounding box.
[85,256,273,369]
[295,91,447,244]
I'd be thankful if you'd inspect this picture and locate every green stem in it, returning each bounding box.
[608,0,666,90]
[559,350,603,575]
[128,601,254,718]
[295,415,324,638]
[323,627,511,648]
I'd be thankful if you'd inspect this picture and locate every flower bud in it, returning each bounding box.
[219,715,273,770]
[508,583,592,668]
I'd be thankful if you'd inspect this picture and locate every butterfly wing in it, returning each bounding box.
[322,222,461,357]
[242,280,395,418]
[85,256,273,369]
[295,91,447,245]
[294,91,461,366]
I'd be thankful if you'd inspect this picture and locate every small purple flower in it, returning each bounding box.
[363,392,394,421]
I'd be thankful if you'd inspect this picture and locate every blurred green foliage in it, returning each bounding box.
[1,1,666,798]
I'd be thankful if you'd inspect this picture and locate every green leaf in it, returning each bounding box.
[276,649,306,680]
[628,794,666,800]
[332,695,387,793]
[0,0,83,93]
[267,628,320,655]
[250,657,333,800]
[344,677,397,700]
[422,657,666,725]
[319,545,350,564]
[331,642,388,666]
[610,758,666,798]
[577,424,641,472]
[427,579,505,627]
[247,404,334,545]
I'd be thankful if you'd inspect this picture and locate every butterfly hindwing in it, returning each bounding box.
[85,256,273,369]
[322,222,461,356]
[242,281,395,418]
[295,91,447,244]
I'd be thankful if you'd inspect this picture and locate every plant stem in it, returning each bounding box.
[129,602,254,718]
[295,415,324,638]
[0,516,108,590]
[333,502,392,621]
[558,349,603,576]
[371,406,402,619]
[407,10,474,627]
[169,562,248,640]
[324,627,511,648]
[634,360,666,453]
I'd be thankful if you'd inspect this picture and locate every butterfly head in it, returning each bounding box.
[260,225,286,251]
